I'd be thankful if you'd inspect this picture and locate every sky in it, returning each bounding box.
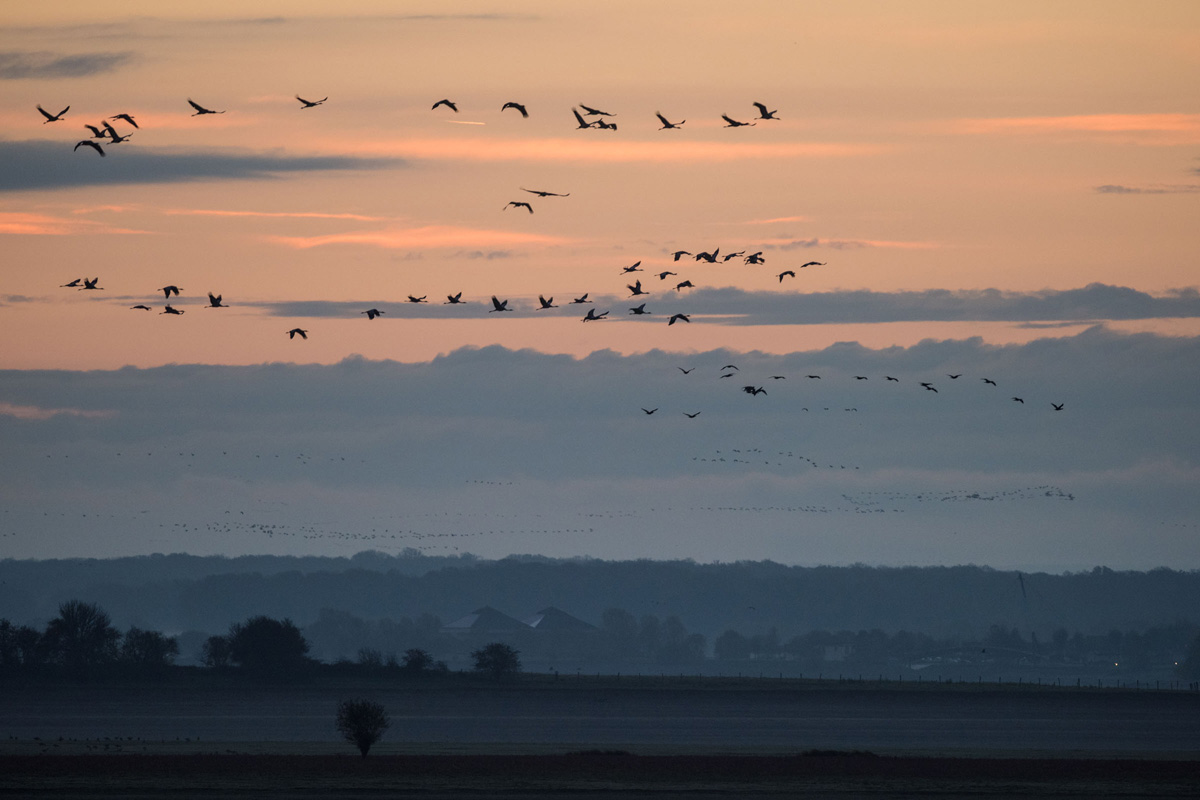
[1,1,1198,571]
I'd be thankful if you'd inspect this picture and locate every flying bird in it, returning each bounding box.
[187,98,225,115]
[161,305,185,315]
[362,308,384,319]
[287,328,308,339]
[777,270,796,282]
[799,261,826,268]
[407,295,427,303]
[537,295,556,309]
[61,279,83,287]
[501,101,529,117]
[655,112,684,129]
[678,367,694,374]
[571,108,594,129]
[1052,403,1064,411]
[855,376,869,380]
[580,104,615,116]
[206,292,227,308]
[570,294,592,304]
[886,376,899,382]
[74,140,105,156]
[667,313,690,325]
[671,250,691,261]
[101,122,131,143]
[109,113,139,128]
[431,99,458,112]
[1012,396,1025,403]
[720,365,739,371]
[752,102,779,120]
[924,384,939,393]
[620,261,642,273]
[721,114,755,127]
[296,95,327,108]
[130,304,152,310]
[743,386,767,396]
[722,251,745,262]
[744,252,765,264]
[642,408,658,415]
[694,249,719,263]
[490,296,510,312]
[627,280,648,296]
[37,104,69,123]
[947,374,962,379]
[982,378,997,386]
[79,278,103,290]
[504,201,533,213]
[806,375,821,379]
[684,411,701,418]
[629,303,650,315]
[582,308,609,321]
[444,292,464,304]
[593,118,617,130]
[522,188,569,197]
[674,280,694,291]
[83,124,106,138]
[160,285,182,298]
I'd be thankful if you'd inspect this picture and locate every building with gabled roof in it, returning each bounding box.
[442,606,527,635]
[522,606,597,632]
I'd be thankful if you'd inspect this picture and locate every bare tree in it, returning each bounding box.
[335,698,390,757]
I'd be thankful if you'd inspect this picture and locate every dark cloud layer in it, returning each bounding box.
[0,141,401,192]
[1095,184,1200,195]
[254,284,1200,325]
[0,51,133,79]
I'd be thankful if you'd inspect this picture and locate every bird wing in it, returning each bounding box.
[187,99,207,112]
[37,104,53,120]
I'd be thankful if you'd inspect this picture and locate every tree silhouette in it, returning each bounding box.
[336,699,390,757]
[201,634,231,667]
[471,642,521,678]
[227,616,310,676]
[120,627,179,671]
[42,600,119,677]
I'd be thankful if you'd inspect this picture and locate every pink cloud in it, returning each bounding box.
[268,225,573,250]
[165,208,387,221]
[316,137,888,164]
[0,403,115,421]
[950,113,1200,143]
[0,212,147,236]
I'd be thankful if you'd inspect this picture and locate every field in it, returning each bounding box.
[2,677,1198,797]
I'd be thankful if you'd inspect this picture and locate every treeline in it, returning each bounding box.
[4,553,1200,644]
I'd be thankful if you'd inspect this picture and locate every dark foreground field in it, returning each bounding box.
[2,751,1198,798]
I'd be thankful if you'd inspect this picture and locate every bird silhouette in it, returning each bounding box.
[504,201,533,213]
[694,249,720,262]
[501,101,528,117]
[74,140,105,156]
[806,375,821,379]
[570,294,592,304]
[657,271,677,280]
[522,188,569,197]
[161,305,185,315]
[799,261,826,268]
[678,367,694,374]
[206,292,227,308]
[722,251,745,262]
[752,102,779,120]
[188,98,225,115]
[620,261,642,274]
[582,308,609,321]
[628,280,648,296]
[407,295,427,303]
[580,104,615,116]
[79,278,103,290]
[855,376,869,380]
[674,280,694,291]
[61,279,83,287]
[1052,403,1064,411]
[37,104,69,123]
[287,328,308,339]
[571,108,594,129]
[671,250,692,261]
[655,112,684,129]
[642,407,658,414]
[720,365,739,371]
[886,376,899,382]
[130,304,152,310]
[947,374,962,379]
[1012,397,1025,403]
[924,385,939,393]
[593,118,617,130]
[362,308,384,319]
[744,252,765,264]
[101,122,131,143]
[110,113,139,128]
[684,411,701,418]
[296,95,327,108]
[777,270,796,282]
[444,292,464,304]
[160,286,182,298]
[83,124,106,138]
[629,303,650,315]
[668,313,690,325]
[982,378,997,386]
[490,296,510,312]
[432,99,458,112]
[721,114,755,127]
[537,295,557,309]
[743,386,767,396]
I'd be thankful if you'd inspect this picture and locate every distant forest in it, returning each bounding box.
[3,551,1197,651]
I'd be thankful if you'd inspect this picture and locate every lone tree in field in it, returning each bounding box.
[336,699,390,758]
[471,642,521,679]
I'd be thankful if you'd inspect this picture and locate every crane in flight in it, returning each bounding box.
[504,201,533,213]
[668,313,690,325]
[579,103,615,116]
[752,102,779,120]
[777,270,796,282]
[444,292,464,304]
[110,113,139,128]
[522,188,569,197]
[642,408,657,415]
[621,261,642,274]
[432,99,458,112]
[101,122,131,143]
[160,285,182,298]
[570,294,592,304]
[582,308,609,321]
[627,279,648,296]
[161,305,185,315]
[37,104,69,123]
[287,328,308,339]
[501,101,528,117]
[799,261,826,268]
[571,108,595,129]
[206,292,227,308]
[655,112,684,129]
[362,308,384,319]
[296,95,327,108]
[74,140,105,156]
[721,114,755,127]
[407,295,427,303]
[537,295,557,309]
[674,280,694,291]
[188,98,225,115]
[490,296,510,312]
[629,304,650,315]
[79,277,103,290]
